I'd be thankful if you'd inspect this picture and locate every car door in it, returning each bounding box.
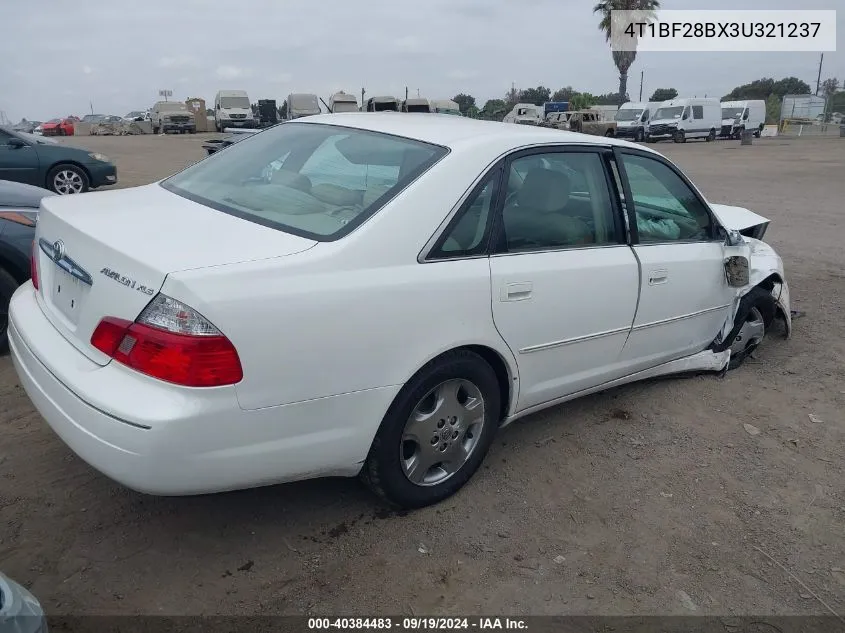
[0,130,40,185]
[488,147,640,411]
[613,148,734,369]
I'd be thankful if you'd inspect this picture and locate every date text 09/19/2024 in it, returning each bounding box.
[307,618,528,630]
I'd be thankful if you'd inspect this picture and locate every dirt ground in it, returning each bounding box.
[1,133,844,617]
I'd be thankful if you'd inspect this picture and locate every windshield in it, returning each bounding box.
[654,106,684,120]
[159,103,187,112]
[436,108,462,116]
[615,108,644,121]
[332,102,358,113]
[162,123,448,241]
[221,96,250,109]
[721,107,744,119]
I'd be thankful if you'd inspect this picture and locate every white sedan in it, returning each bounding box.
[9,114,791,509]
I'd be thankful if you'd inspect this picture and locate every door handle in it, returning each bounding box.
[502,282,533,301]
[648,269,669,285]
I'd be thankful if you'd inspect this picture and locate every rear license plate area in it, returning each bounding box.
[52,269,85,324]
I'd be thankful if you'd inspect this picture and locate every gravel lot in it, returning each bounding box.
[1,133,844,617]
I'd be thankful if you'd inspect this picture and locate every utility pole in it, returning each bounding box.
[405,86,409,101]
[815,53,824,95]
[639,71,644,101]
[361,87,365,111]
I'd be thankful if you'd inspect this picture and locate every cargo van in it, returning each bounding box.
[613,101,661,141]
[719,100,766,138]
[365,96,400,112]
[430,99,462,116]
[329,91,359,113]
[646,98,721,143]
[402,98,432,113]
[285,93,321,120]
[214,90,257,132]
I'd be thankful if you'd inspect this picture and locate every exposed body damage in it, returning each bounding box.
[504,203,791,428]
[710,203,792,346]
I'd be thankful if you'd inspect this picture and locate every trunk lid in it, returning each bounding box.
[34,183,316,364]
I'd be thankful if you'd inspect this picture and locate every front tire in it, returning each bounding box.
[361,350,501,509]
[733,126,745,141]
[604,129,615,137]
[727,287,776,369]
[707,128,716,142]
[0,268,19,355]
[635,128,645,142]
[47,164,90,195]
[674,130,686,143]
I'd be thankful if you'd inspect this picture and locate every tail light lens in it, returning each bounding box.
[90,294,243,387]
[30,241,39,290]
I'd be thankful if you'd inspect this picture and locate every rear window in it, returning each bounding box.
[162,122,447,241]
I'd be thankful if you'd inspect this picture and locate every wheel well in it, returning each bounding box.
[459,345,513,422]
[0,254,28,285]
[46,161,91,188]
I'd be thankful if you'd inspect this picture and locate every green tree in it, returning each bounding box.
[570,93,597,111]
[480,99,508,121]
[765,94,781,124]
[820,78,839,98]
[452,93,476,115]
[551,86,577,102]
[519,86,552,105]
[277,100,288,119]
[594,0,661,99]
[649,87,678,101]
[723,77,811,101]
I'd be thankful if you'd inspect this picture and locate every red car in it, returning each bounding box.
[41,118,74,136]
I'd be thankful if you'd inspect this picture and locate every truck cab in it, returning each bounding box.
[329,92,359,113]
[150,101,195,135]
[214,90,256,132]
[402,98,432,113]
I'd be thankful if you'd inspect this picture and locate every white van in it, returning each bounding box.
[286,94,321,120]
[430,99,462,116]
[614,101,661,141]
[329,91,359,113]
[214,90,256,132]
[720,100,766,139]
[646,98,721,143]
[402,98,432,113]
[365,96,400,112]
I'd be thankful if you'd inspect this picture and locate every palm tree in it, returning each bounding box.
[593,0,661,99]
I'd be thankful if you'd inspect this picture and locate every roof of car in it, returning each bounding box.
[298,113,654,153]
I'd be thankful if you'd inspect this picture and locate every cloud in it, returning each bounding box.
[215,65,252,80]
[392,36,423,53]
[158,55,199,69]
[2,0,844,122]
[447,70,479,80]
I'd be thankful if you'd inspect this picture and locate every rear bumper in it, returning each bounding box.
[8,283,399,495]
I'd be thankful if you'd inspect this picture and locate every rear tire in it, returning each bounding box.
[0,267,19,355]
[361,350,501,509]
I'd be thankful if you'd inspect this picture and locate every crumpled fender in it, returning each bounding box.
[746,238,792,337]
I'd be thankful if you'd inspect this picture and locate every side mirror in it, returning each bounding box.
[7,137,26,148]
[722,227,744,246]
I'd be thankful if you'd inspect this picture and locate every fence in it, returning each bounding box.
[779,119,843,137]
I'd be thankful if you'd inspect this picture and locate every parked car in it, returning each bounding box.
[123,111,150,123]
[559,110,617,137]
[10,115,791,509]
[202,129,260,155]
[0,180,55,353]
[40,118,74,136]
[0,126,117,194]
[0,571,48,632]
[11,121,41,135]
[150,102,196,135]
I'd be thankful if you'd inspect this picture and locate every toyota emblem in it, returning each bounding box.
[52,239,66,261]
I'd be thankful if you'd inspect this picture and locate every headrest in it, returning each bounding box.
[517,168,571,213]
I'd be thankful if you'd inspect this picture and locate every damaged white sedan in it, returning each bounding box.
[9,114,790,509]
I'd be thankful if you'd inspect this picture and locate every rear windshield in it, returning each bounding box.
[162,122,448,241]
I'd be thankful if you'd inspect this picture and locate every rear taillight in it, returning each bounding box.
[30,241,39,290]
[90,294,243,387]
